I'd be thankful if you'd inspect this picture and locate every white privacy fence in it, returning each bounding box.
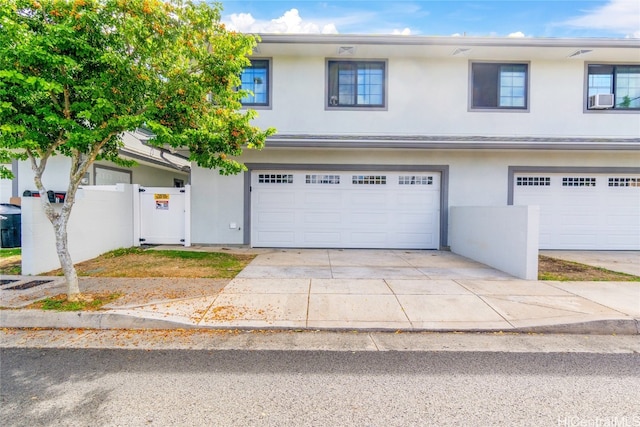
[21,184,190,275]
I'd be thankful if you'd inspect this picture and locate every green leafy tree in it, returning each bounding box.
[0,0,275,301]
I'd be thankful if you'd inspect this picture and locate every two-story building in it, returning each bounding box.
[189,34,640,251]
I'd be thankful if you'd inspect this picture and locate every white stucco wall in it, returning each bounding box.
[450,205,540,280]
[190,167,245,245]
[249,56,640,138]
[190,148,640,246]
[21,185,134,275]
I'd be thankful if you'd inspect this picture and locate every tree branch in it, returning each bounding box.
[50,92,63,113]
[63,85,71,119]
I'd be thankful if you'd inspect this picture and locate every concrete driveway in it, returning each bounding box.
[170,248,637,331]
[236,249,513,280]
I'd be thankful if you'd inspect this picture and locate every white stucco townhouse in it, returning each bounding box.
[1,130,190,206]
[189,34,640,251]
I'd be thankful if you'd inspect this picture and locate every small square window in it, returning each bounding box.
[240,59,270,107]
[352,175,386,185]
[471,62,528,110]
[258,174,293,184]
[516,177,551,186]
[562,177,596,187]
[306,174,341,184]
[328,60,386,108]
[399,176,433,185]
[608,177,639,187]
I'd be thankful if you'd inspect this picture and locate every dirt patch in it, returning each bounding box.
[42,248,256,279]
[0,255,21,275]
[538,255,639,281]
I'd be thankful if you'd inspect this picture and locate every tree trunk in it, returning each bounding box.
[31,153,84,302]
[53,216,81,301]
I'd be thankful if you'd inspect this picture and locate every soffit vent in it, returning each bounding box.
[338,46,356,55]
[568,49,592,58]
[452,48,472,56]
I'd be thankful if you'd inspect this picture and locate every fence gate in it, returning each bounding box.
[136,185,190,246]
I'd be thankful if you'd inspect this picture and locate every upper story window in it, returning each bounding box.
[327,60,386,109]
[587,64,640,110]
[240,59,270,107]
[470,62,528,110]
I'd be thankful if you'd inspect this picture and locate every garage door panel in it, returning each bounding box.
[256,191,296,207]
[514,172,639,250]
[257,211,295,225]
[252,170,440,249]
[605,213,638,225]
[396,232,436,246]
[304,192,339,205]
[606,232,640,246]
[559,233,598,248]
[255,231,295,245]
[349,232,387,246]
[350,192,387,206]
[303,212,342,224]
[397,212,435,226]
[303,232,341,245]
[560,214,597,226]
[351,212,387,225]
[396,194,436,209]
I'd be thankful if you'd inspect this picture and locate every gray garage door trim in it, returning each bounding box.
[245,164,449,249]
[508,166,640,250]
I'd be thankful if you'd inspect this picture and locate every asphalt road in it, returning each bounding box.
[1,348,639,427]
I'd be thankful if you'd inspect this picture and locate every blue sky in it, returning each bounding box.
[218,0,640,38]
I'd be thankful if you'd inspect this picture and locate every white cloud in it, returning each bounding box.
[507,31,526,38]
[392,28,412,35]
[561,0,640,38]
[225,9,339,34]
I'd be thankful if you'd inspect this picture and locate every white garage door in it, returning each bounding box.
[251,171,441,249]
[513,173,640,249]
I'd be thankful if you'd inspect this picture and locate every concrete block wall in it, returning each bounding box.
[449,205,540,280]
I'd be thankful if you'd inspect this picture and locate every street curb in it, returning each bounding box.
[511,319,640,335]
[0,311,203,330]
[1,310,638,335]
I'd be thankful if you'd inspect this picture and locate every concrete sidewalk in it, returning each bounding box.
[1,249,639,334]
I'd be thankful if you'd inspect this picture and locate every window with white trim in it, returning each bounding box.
[587,64,640,110]
[471,62,528,109]
[328,60,385,108]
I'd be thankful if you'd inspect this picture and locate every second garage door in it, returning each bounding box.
[513,173,640,249]
[251,171,441,249]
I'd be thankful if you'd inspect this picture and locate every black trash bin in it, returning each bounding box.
[0,204,21,248]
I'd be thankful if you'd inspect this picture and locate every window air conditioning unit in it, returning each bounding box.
[588,93,614,109]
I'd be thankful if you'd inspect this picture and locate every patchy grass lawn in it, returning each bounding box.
[0,248,21,275]
[27,292,123,311]
[42,247,256,279]
[538,255,639,281]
